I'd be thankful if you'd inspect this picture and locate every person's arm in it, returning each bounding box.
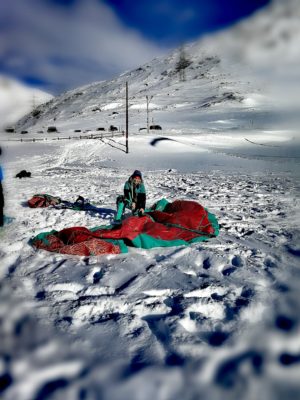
[123,181,132,206]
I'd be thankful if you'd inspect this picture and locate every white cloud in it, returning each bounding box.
[0,0,168,93]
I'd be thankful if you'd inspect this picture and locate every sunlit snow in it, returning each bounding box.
[0,1,300,399]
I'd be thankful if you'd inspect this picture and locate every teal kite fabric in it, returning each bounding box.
[31,199,219,256]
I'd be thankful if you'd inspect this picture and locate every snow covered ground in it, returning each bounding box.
[1,1,300,398]
[0,131,299,400]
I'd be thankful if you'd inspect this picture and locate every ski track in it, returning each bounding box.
[0,141,300,400]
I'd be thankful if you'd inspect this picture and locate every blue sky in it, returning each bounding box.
[0,0,270,94]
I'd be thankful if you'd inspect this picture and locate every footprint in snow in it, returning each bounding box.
[222,267,236,276]
[214,351,263,389]
[275,315,296,332]
[221,254,244,276]
[205,330,229,347]
[203,257,211,270]
[263,257,277,269]
[231,255,243,267]
[93,270,104,284]
[278,353,300,366]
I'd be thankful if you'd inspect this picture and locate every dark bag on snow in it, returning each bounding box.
[16,170,31,178]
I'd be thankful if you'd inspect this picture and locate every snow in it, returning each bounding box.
[131,103,158,110]
[0,131,299,399]
[1,0,300,398]
[102,102,123,111]
[0,75,52,129]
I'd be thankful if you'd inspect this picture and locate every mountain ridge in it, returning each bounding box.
[14,0,300,134]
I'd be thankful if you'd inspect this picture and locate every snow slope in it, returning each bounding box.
[0,133,299,400]
[201,0,300,70]
[0,75,53,129]
[13,0,300,136]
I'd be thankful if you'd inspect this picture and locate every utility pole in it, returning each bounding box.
[146,95,153,134]
[126,81,129,154]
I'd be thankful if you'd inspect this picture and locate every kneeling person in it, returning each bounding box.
[116,170,146,222]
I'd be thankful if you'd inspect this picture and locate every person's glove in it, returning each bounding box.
[138,208,145,216]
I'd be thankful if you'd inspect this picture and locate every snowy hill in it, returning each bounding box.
[198,0,300,114]
[15,51,252,134]
[201,0,300,69]
[14,0,300,135]
[0,75,53,130]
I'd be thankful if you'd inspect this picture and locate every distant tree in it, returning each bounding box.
[175,46,192,81]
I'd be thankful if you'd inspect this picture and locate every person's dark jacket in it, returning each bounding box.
[123,177,146,210]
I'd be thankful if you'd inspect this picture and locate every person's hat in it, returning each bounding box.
[132,170,142,179]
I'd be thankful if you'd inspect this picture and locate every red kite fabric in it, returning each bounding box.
[28,194,61,208]
[30,199,219,256]
[31,227,124,256]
